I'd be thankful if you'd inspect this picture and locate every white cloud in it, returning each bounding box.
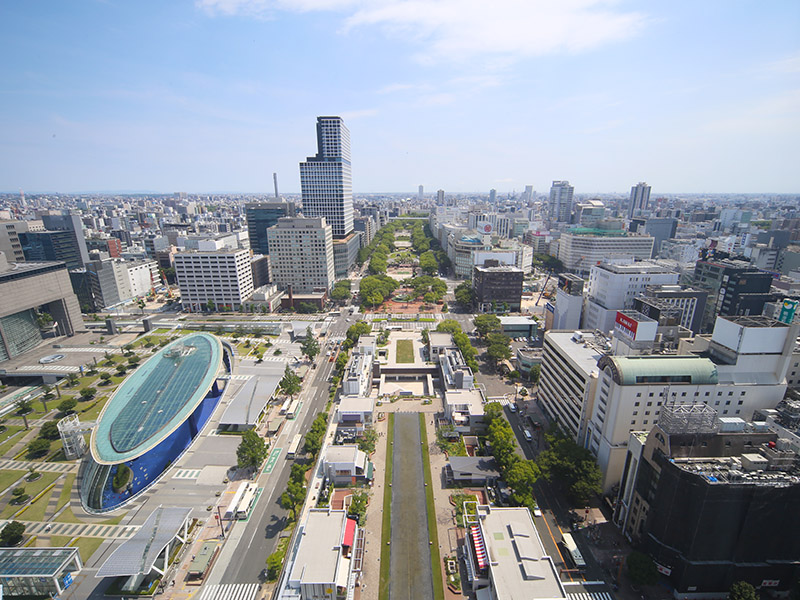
[197,0,647,63]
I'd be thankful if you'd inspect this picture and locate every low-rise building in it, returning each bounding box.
[445,456,500,486]
[322,445,373,485]
[335,396,375,435]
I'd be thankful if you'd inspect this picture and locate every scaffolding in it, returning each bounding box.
[58,413,91,459]
[658,403,718,435]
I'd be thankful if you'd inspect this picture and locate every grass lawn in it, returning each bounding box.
[56,506,123,525]
[55,473,75,512]
[0,470,25,493]
[2,472,60,519]
[80,398,110,421]
[49,535,73,548]
[419,413,444,600]
[71,536,105,562]
[0,426,25,458]
[395,339,414,363]
[378,414,394,600]
[20,475,63,521]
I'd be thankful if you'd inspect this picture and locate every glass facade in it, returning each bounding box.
[0,309,42,362]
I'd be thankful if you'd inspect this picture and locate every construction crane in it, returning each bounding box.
[536,271,553,305]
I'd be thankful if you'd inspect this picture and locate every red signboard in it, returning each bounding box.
[615,311,639,338]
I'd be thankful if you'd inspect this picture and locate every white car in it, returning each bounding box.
[533,507,542,517]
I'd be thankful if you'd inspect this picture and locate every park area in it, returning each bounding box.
[395,339,414,363]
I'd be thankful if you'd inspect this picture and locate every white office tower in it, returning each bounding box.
[550,273,584,330]
[418,185,424,201]
[522,185,533,203]
[628,182,651,219]
[267,217,335,293]
[299,116,353,238]
[585,315,797,493]
[174,249,254,312]
[582,260,679,333]
[557,231,655,278]
[549,181,574,223]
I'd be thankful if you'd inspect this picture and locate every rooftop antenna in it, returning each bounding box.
[273,173,280,199]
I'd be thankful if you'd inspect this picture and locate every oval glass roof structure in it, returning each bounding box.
[90,333,223,464]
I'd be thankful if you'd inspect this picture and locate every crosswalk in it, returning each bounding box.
[569,592,615,600]
[16,365,81,372]
[487,396,515,406]
[9,520,138,539]
[173,468,202,480]
[198,583,260,600]
[0,459,79,473]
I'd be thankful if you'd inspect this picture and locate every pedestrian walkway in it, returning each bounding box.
[569,592,615,600]
[173,468,202,480]
[0,459,79,473]
[16,365,81,372]
[4,519,138,539]
[198,583,260,600]
[486,396,515,406]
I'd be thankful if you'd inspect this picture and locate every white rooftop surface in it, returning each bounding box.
[429,332,454,347]
[499,316,539,326]
[477,506,567,600]
[324,444,367,469]
[337,396,375,414]
[445,388,485,416]
[219,373,282,426]
[289,510,347,586]
[545,331,604,378]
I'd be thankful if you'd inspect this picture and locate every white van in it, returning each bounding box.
[523,429,533,442]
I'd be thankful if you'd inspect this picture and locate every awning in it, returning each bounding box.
[366,461,374,481]
[343,518,357,548]
[470,526,488,570]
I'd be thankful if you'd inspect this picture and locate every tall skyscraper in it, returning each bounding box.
[437,189,445,205]
[522,185,534,203]
[418,185,424,201]
[629,182,651,218]
[299,116,353,238]
[489,189,497,204]
[549,181,574,223]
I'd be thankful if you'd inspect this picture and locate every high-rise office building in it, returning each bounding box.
[41,212,89,266]
[628,182,651,218]
[489,189,497,204]
[522,185,533,203]
[245,201,297,255]
[174,249,254,312]
[549,181,574,223]
[299,116,353,238]
[437,190,445,205]
[267,217,335,294]
[418,185,424,202]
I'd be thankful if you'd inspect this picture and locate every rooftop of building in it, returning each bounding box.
[0,547,79,577]
[599,354,719,386]
[428,332,455,347]
[0,259,68,279]
[671,450,800,487]
[337,396,375,414]
[174,248,246,255]
[594,260,678,274]
[543,330,608,375]
[717,315,789,329]
[475,506,567,600]
[563,227,630,237]
[498,316,539,325]
[289,510,351,587]
[474,264,523,273]
[90,333,224,464]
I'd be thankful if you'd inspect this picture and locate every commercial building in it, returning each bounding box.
[332,233,361,277]
[300,116,354,241]
[0,220,29,262]
[472,264,524,312]
[0,253,84,363]
[245,201,297,255]
[465,505,567,600]
[0,547,82,597]
[632,284,708,334]
[628,182,651,218]
[693,258,774,331]
[615,405,800,596]
[174,249,254,312]
[549,180,574,223]
[267,217,335,294]
[322,445,373,485]
[643,217,678,258]
[81,334,230,511]
[41,212,89,266]
[550,273,584,330]
[281,509,359,600]
[583,260,679,333]
[353,215,376,247]
[538,330,606,441]
[557,230,654,277]
[20,229,85,269]
[448,233,490,278]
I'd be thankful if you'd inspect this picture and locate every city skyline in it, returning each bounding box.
[1,1,799,194]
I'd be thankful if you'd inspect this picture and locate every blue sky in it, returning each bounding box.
[1,1,798,194]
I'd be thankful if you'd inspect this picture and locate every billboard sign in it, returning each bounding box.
[615,311,639,339]
[778,299,798,324]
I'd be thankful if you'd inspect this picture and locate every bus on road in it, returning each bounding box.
[286,434,303,460]
[285,398,300,419]
[235,484,258,520]
[560,532,586,568]
[224,482,249,520]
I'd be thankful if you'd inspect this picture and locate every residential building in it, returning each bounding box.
[472,264,523,312]
[557,230,654,277]
[628,182,651,218]
[86,236,122,258]
[143,234,169,258]
[574,200,606,227]
[267,217,335,293]
[174,249,254,312]
[0,252,84,362]
[549,180,574,223]
[539,330,606,442]
[583,260,679,333]
[245,201,296,255]
[300,116,354,240]
[615,405,800,596]
[465,505,567,600]
[353,215,376,247]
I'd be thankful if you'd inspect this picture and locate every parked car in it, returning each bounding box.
[509,404,517,413]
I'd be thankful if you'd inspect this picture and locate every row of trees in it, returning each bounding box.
[359,275,398,308]
[435,320,479,373]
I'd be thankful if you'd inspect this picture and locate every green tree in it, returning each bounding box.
[358,429,378,454]
[57,398,77,415]
[0,521,25,547]
[346,322,372,345]
[335,351,349,372]
[79,387,96,401]
[300,327,320,361]
[331,280,352,302]
[304,412,329,458]
[506,459,541,508]
[486,342,512,369]
[99,372,112,384]
[348,491,369,525]
[206,299,216,312]
[279,366,302,400]
[529,364,541,384]
[280,479,306,522]
[419,250,438,275]
[538,430,602,504]
[436,320,462,334]
[39,420,61,440]
[236,429,268,471]
[454,280,475,308]
[65,373,79,387]
[729,581,760,600]
[483,401,504,425]
[474,314,502,338]
[626,551,659,586]
[27,438,51,458]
